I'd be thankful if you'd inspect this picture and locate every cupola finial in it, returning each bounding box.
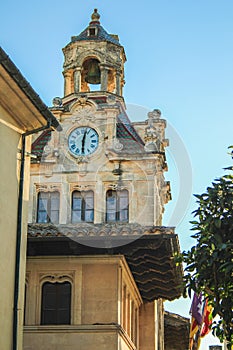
[90,8,100,24]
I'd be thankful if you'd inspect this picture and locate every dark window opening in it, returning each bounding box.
[106,189,129,222]
[89,27,97,36]
[41,282,71,325]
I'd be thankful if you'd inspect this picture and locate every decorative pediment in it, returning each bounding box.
[35,183,61,193]
[107,183,128,191]
[70,184,92,192]
[39,273,74,284]
[68,97,97,123]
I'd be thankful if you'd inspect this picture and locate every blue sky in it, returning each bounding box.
[2,1,233,348]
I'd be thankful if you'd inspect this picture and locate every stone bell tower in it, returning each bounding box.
[25,9,184,350]
[62,9,126,97]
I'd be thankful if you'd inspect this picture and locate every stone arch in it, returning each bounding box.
[80,56,101,92]
[69,97,97,114]
[38,273,74,324]
[76,50,105,67]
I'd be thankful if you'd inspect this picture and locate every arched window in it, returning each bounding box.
[106,190,129,222]
[37,191,60,224]
[41,282,71,325]
[72,191,94,223]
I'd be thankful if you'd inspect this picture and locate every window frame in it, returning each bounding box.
[71,190,94,223]
[37,191,60,224]
[106,189,129,222]
[41,281,71,325]
[88,27,98,37]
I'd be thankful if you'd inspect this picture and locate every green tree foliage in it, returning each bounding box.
[181,156,233,347]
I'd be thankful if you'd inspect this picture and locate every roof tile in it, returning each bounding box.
[72,24,121,46]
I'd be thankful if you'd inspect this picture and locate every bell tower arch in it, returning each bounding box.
[62,9,126,97]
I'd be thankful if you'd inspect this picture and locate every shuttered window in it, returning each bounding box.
[41,282,71,325]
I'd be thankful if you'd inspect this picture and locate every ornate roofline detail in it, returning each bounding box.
[28,223,175,238]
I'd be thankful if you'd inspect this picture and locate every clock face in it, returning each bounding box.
[68,127,99,156]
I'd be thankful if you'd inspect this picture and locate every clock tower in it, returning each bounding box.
[24,10,185,350]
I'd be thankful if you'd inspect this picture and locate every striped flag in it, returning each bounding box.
[201,299,213,337]
[189,293,203,350]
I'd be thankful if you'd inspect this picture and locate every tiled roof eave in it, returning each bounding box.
[71,25,121,47]
[164,312,190,350]
[0,47,61,131]
[27,224,183,302]
[73,38,121,46]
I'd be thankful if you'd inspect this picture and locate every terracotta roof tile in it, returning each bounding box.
[31,130,51,161]
[28,223,183,302]
[116,103,145,154]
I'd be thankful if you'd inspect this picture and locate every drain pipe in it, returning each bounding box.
[13,121,54,350]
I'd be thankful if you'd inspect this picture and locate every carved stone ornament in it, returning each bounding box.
[147,109,161,120]
[43,145,52,156]
[144,114,163,152]
[39,273,73,284]
[144,125,158,143]
[52,97,63,107]
[35,183,61,193]
[107,183,127,191]
[77,96,88,106]
[70,184,91,192]
[112,137,123,151]
[71,104,95,123]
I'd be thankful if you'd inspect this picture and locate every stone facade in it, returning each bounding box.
[24,256,141,350]
[28,94,170,227]
[24,10,183,350]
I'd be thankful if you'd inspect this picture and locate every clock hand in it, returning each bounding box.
[81,129,87,154]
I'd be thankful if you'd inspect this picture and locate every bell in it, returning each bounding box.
[85,60,100,84]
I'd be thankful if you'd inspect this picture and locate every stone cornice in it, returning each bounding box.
[28,223,175,238]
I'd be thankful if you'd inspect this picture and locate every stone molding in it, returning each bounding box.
[39,273,74,285]
[35,183,61,193]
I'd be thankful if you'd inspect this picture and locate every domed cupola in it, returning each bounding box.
[62,9,126,97]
